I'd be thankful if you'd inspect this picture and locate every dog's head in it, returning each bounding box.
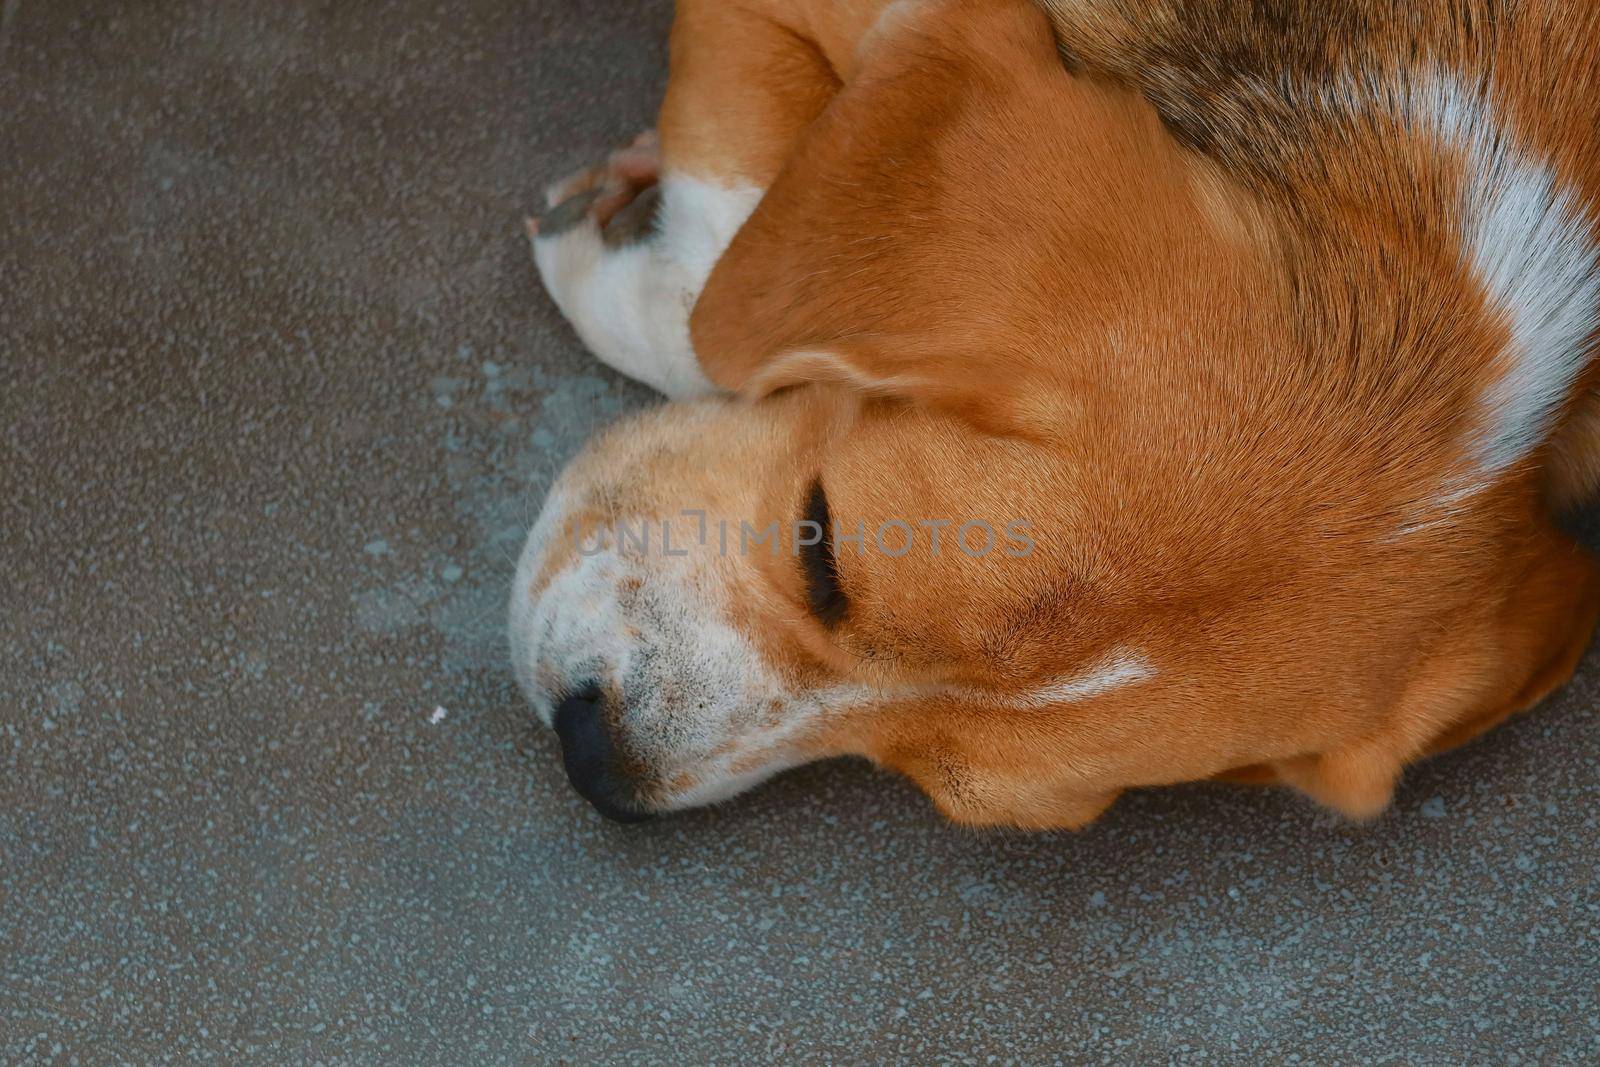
[511,28,1600,826]
[510,373,1595,828]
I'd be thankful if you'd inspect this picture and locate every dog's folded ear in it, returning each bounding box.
[1236,523,1600,819]
[686,183,1068,431]
[685,0,1248,436]
[1409,525,1600,757]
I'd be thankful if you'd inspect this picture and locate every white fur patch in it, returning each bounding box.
[886,650,1155,710]
[1257,71,1599,529]
[1411,77,1600,477]
[1011,651,1155,709]
[509,490,852,809]
[531,173,762,399]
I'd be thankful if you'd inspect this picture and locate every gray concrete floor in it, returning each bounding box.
[2,1,1598,1063]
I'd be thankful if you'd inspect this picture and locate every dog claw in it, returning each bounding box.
[529,129,663,248]
[536,187,602,237]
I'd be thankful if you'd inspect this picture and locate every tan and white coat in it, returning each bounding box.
[513,0,1600,828]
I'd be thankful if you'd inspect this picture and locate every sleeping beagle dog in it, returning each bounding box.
[511,0,1600,827]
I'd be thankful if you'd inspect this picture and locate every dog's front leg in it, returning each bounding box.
[528,0,853,397]
[529,148,760,398]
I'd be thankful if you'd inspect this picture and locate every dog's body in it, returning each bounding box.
[514,0,1600,827]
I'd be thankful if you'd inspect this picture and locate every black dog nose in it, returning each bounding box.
[552,684,653,824]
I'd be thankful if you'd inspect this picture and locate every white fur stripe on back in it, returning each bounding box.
[1416,76,1600,476]
[1382,77,1593,486]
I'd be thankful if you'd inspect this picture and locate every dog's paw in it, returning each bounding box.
[525,132,715,398]
[528,130,663,247]
[524,135,766,399]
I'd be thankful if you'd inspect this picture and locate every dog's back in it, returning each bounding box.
[1039,0,1600,503]
[1042,0,1600,188]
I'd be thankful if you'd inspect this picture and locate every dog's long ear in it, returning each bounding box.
[688,0,1251,435]
[1409,524,1600,758]
[1267,522,1599,819]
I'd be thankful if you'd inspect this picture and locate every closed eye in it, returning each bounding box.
[799,479,848,626]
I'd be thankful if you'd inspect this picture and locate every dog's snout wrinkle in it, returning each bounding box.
[552,683,654,824]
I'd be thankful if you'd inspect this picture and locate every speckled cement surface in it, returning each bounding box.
[2,1,1598,1063]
